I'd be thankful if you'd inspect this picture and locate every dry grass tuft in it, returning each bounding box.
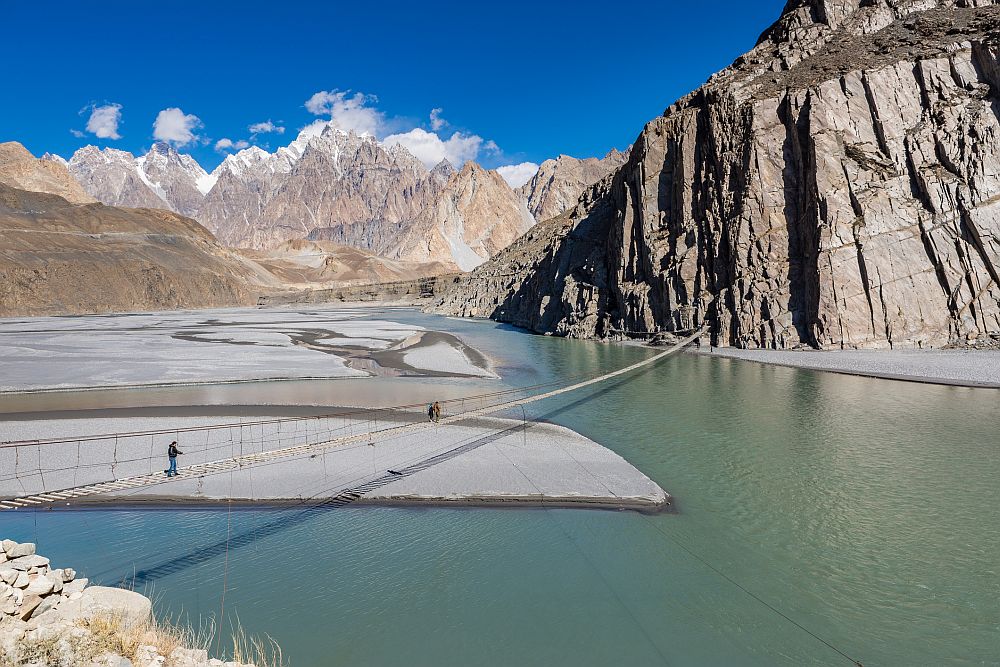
[228,618,285,667]
[81,610,211,665]
[80,610,282,667]
[12,633,64,666]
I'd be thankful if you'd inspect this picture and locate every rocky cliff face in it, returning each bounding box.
[251,127,443,252]
[196,145,294,249]
[0,184,275,316]
[434,0,1000,349]
[388,162,536,271]
[135,141,214,217]
[520,149,628,222]
[0,142,95,204]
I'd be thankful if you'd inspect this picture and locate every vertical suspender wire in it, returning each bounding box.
[111,436,119,482]
[36,444,45,494]
[215,466,234,657]
[73,440,81,488]
[15,447,25,495]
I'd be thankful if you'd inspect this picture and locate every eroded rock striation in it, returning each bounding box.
[434,0,1000,349]
[388,162,536,271]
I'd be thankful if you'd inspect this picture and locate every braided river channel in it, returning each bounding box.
[1,309,997,666]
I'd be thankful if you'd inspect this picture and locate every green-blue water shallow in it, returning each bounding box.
[2,310,997,666]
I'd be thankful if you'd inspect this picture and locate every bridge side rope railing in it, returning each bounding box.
[0,372,609,449]
[0,345,670,488]
[0,379,602,494]
[0,330,704,510]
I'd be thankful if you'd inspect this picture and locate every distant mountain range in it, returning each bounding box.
[0,136,623,316]
[45,126,625,271]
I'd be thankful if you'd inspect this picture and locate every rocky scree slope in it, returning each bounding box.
[434,0,1000,349]
[0,184,275,316]
[0,142,95,205]
[242,238,453,286]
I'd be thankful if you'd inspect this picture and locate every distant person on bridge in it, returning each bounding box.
[165,441,183,477]
[432,401,441,423]
[427,403,435,422]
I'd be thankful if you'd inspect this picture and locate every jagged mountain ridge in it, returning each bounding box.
[50,124,625,271]
[62,141,212,216]
[520,149,628,222]
[246,127,443,253]
[432,0,1000,349]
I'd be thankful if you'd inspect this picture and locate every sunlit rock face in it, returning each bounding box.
[433,1,1000,350]
[66,142,210,215]
[388,162,536,272]
[519,149,628,223]
[0,142,95,204]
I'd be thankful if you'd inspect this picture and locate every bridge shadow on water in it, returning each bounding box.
[99,366,652,588]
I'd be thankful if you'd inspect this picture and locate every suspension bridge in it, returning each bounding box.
[0,330,703,512]
[0,326,873,666]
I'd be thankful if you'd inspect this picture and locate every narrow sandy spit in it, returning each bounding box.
[0,413,670,512]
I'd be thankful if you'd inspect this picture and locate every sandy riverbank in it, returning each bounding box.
[700,347,1000,388]
[0,305,496,393]
[0,412,669,512]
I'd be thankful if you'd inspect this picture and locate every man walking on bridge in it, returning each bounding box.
[165,440,183,477]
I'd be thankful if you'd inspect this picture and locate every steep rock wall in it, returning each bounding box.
[434,1,1000,349]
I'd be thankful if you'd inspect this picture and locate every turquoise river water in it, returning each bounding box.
[1,311,997,666]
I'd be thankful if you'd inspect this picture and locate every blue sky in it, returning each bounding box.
[3,0,786,175]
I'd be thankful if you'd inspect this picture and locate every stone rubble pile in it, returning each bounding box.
[0,539,86,623]
[0,540,255,667]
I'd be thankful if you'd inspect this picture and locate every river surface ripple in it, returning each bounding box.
[1,310,996,666]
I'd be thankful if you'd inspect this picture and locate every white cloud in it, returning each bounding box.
[70,129,85,138]
[297,119,330,139]
[249,120,285,136]
[215,138,250,152]
[429,108,446,131]
[84,103,123,140]
[304,90,382,136]
[497,162,540,188]
[382,128,487,169]
[153,107,203,146]
[296,94,506,171]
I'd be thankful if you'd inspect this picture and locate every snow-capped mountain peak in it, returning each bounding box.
[40,152,68,167]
